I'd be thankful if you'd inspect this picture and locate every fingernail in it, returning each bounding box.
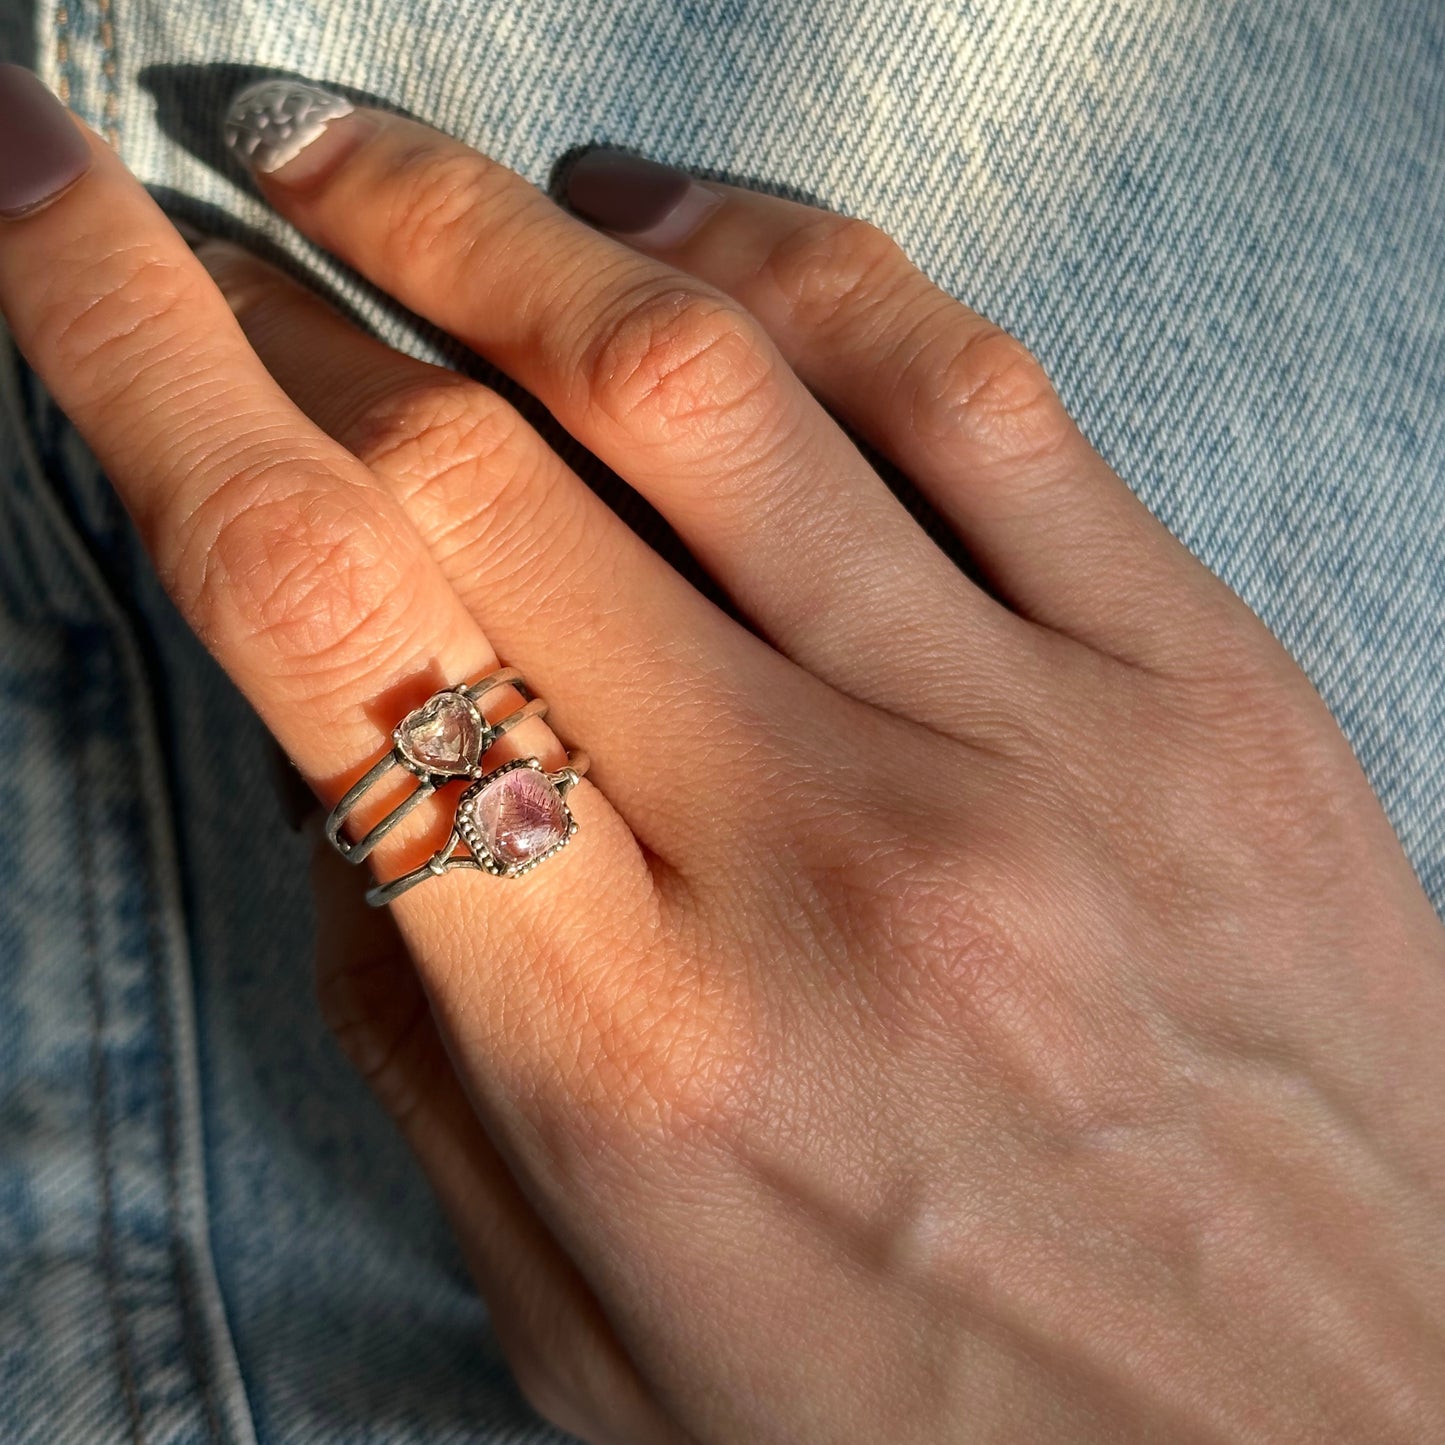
[223,77,372,185]
[565,150,721,248]
[266,737,321,832]
[0,63,92,218]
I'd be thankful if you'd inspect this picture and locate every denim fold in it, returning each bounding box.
[1,1,1441,1440]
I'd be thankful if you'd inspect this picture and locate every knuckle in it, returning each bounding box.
[913,324,1075,470]
[864,835,1166,1140]
[41,248,204,409]
[784,789,1029,1036]
[425,448,554,583]
[377,145,518,284]
[352,377,563,579]
[1105,667,1369,927]
[1197,674,1364,862]
[348,372,526,483]
[166,463,421,683]
[577,281,776,448]
[760,212,909,331]
[869,847,1033,1032]
[801,796,1108,1075]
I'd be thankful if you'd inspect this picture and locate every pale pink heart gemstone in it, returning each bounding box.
[470,767,568,868]
[396,692,483,774]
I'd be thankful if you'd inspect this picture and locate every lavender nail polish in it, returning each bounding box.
[0,63,92,218]
[565,150,721,248]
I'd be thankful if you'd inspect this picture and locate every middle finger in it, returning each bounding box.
[223,79,1049,730]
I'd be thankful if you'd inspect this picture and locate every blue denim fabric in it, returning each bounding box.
[1,1,1442,1441]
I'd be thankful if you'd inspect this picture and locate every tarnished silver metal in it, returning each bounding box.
[323,668,547,865]
[365,752,588,907]
[222,78,355,174]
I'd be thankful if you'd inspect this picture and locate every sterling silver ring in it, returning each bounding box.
[364,752,587,907]
[324,668,549,865]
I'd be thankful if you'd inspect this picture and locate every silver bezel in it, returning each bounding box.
[453,757,579,878]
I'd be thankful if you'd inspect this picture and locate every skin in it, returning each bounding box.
[3,104,1443,1445]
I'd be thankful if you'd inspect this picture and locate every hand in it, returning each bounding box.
[4,67,1443,1445]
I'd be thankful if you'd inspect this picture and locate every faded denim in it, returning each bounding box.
[1,1,1442,1441]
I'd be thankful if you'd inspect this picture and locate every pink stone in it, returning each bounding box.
[468,767,568,868]
[395,691,483,775]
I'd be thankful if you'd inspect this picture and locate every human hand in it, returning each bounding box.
[3,66,1443,1444]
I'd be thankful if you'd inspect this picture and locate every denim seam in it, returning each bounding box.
[93,0,231,1421]
[134,717,227,1445]
[78,705,147,1445]
[50,0,74,108]
[96,0,119,146]
[0,325,262,1445]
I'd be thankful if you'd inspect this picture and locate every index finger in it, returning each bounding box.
[0,65,524,845]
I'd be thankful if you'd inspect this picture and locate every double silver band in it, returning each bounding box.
[324,668,545,865]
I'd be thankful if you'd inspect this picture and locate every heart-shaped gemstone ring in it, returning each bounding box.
[322,668,552,867]
[393,688,491,778]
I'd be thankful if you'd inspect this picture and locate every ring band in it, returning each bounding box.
[364,751,588,907]
[324,668,548,865]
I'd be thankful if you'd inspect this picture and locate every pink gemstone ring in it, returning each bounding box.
[367,754,585,906]
[321,669,585,902]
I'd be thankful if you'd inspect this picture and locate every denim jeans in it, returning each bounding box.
[1,1,1442,1440]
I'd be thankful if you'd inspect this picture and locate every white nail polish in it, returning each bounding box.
[223,78,354,174]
